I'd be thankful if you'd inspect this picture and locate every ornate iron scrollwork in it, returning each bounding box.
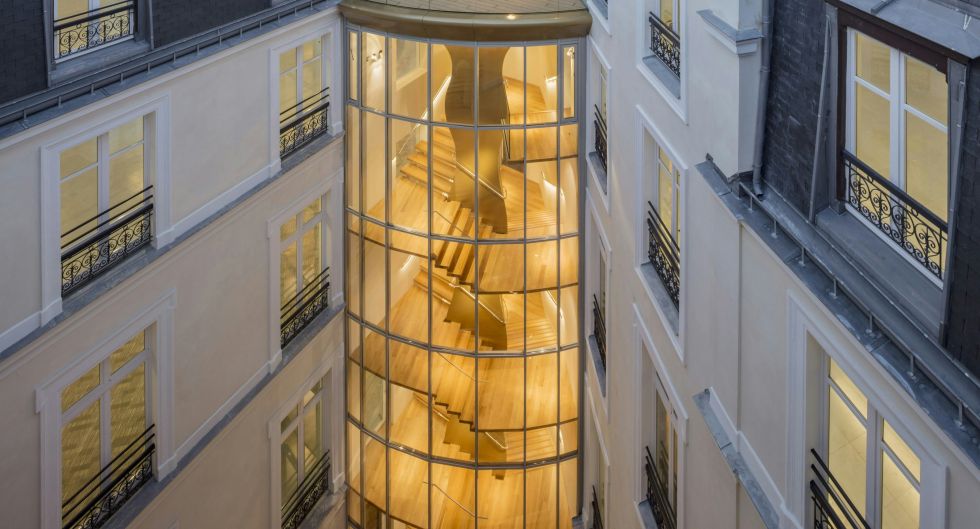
[281,268,331,348]
[648,14,681,78]
[282,451,332,529]
[280,88,331,158]
[54,1,136,60]
[647,202,680,307]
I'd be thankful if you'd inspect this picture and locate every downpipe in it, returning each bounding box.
[751,0,775,196]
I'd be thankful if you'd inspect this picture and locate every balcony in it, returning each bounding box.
[280,267,331,348]
[646,202,680,307]
[647,13,680,79]
[644,446,676,529]
[593,105,608,174]
[842,150,947,280]
[54,1,136,61]
[590,486,604,529]
[809,449,869,529]
[282,451,332,529]
[592,294,607,370]
[61,187,154,296]
[280,88,331,159]
[62,425,155,529]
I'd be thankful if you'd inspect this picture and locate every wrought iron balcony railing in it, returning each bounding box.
[282,450,332,529]
[592,294,607,370]
[809,449,870,529]
[646,201,680,307]
[281,267,331,348]
[644,445,677,529]
[590,486,605,529]
[842,151,947,279]
[61,186,154,296]
[54,0,136,60]
[648,13,681,78]
[280,87,330,158]
[593,105,608,173]
[62,425,155,529]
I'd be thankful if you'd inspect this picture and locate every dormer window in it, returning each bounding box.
[54,0,136,61]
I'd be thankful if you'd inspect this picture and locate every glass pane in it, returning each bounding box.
[303,38,321,62]
[431,352,476,461]
[905,56,947,125]
[527,240,559,292]
[479,47,518,126]
[347,106,361,213]
[302,197,322,224]
[363,365,386,437]
[477,129,516,238]
[110,363,146,459]
[431,462,476,529]
[389,383,428,454]
[61,399,101,504]
[563,46,576,119]
[108,117,143,154]
[829,359,868,418]
[390,119,430,233]
[559,457,578,528]
[302,58,323,104]
[362,33,386,112]
[389,233,429,343]
[281,217,297,242]
[363,235,386,328]
[363,112,386,222]
[61,137,98,178]
[526,45,558,123]
[280,68,298,118]
[362,436,386,519]
[479,242,524,307]
[560,348,578,421]
[560,419,578,456]
[881,450,920,529]
[347,220,362,317]
[527,159,559,239]
[527,353,558,430]
[827,387,867,516]
[108,144,144,209]
[390,448,429,527]
[477,468,523,528]
[855,32,890,92]
[478,355,524,434]
[883,420,920,482]
[432,44,475,125]
[658,148,674,234]
[559,157,579,235]
[348,31,359,101]
[281,241,298,306]
[282,429,299,502]
[346,422,362,523]
[301,223,322,285]
[282,406,299,433]
[390,38,429,120]
[855,84,891,178]
[659,0,674,28]
[431,127,475,237]
[905,112,948,221]
[60,167,98,242]
[303,401,322,468]
[57,0,88,19]
[527,465,557,529]
[109,330,144,373]
[280,48,297,74]
[62,364,100,413]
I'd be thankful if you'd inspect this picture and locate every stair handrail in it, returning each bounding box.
[452,158,508,200]
[435,352,487,383]
[424,481,489,520]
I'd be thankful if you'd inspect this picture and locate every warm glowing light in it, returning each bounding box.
[506,13,517,20]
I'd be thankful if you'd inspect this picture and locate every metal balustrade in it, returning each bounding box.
[644,446,676,529]
[592,294,607,369]
[282,451,332,529]
[280,87,331,158]
[61,187,154,296]
[62,425,155,529]
[54,1,136,60]
[842,150,947,279]
[590,486,604,529]
[593,104,607,173]
[281,267,331,348]
[648,13,681,78]
[809,449,870,529]
[646,201,680,307]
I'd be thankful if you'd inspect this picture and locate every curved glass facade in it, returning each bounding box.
[345,27,582,529]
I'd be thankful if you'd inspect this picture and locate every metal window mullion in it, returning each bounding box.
[97,133,110,220]
[425,38,434,529]
[893,48,905,189]
[99,356,112,474]
[471,42,481,528]
[383,32,392,529]
[868,408,883,529]
[521,38,530,529]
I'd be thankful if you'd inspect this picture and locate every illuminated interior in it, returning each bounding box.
[345,29,581,529]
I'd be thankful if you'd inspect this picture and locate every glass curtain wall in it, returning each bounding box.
[346,27,582,529]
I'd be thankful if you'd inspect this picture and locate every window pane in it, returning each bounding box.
[881,450,920,529]
[389,119,429,233]
[109,330,144,373]
[62,399,101,504]
[62,364,100,413]
[281,241,298,306]
[60,167,98,241]
[526,45,558,123]
[282,406,298,433]
[280,69,298,117]
[830,359,868,418]
[303,400,322,468]
[348,32,359,101]
[303,38,321,62]
[301,222,322,285]
[281,217,297,242]
[527,465,557,529]
[362,33,386,112]
[389,448,429,528]
[347,106,361,212]
[827,387,867,516]
[477,468,523,528]
[302,197,322,224]
[61,137,97,178]
[280,48,297,74]
[390,38,428,120]
[110,363,146,459]
[363,112,386,222]
[431,44,474,124]
[905,56,947,125]
[855,84,891,178]
[905,112,948,221]
[108,116,143,154]
[57,0,88,19]
[108,143,144,208]
[563,46,576,119]
[559,457,578,528]
[883,420,920,482]
[855,32,890,92]
[302,57,323,104]
[431,462,476,529]
[282,429,299,501]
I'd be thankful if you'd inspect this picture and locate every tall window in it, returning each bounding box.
[279,196,330,348]
[645,140,681,307]
[655,148,681,244]
[844,29,949,277]
[54,0,136,60]
[640,347,679,529]
[279,36,331,157]
[647,0,681,79]
[280,378,330,528]
[60,116,153,295]
[825,358,920,529]
[60,328,154,528]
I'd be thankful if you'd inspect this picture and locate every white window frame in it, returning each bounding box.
[40,96,173,325]
[587,36,612,211]
[633,106,685,358]
[268,359,337,529]
[586,194,612,412]
[35,289,175,529]
[585,389,610,529]
[267,183,335,367]
[269,20,343,173]
[632,304,687,529]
